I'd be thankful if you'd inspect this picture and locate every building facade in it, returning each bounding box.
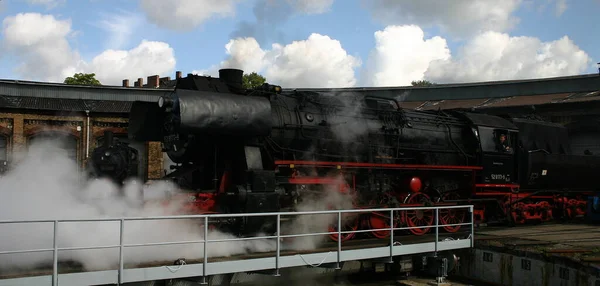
[0,73,179,180]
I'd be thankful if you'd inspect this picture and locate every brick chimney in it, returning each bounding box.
[147,75,159,88]
[159,76,171,87]
[176,71,182,79]
[136,78,143,87]
[122,79,129,87]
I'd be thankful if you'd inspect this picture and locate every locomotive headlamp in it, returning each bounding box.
[158,96,173,109]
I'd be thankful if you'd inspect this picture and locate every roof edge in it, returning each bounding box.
[287,73,600,92]
[0,79,174,92]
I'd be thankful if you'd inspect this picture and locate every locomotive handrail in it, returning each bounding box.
[528,149,551,154]
[0,205,475,286]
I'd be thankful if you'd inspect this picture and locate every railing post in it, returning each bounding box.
[202,216,209,285]
[389,209,394,261]
[276,214,281,276]
[470,205,475,247]
[435,208,439,256]
[119,219,125,285]
[336,211,341,270]
[52,220,58,286]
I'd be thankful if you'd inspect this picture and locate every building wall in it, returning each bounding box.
[0,111,164,181]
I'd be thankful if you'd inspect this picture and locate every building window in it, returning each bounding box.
[0,135,7,161]
[95,133,148,181]
[28,132,78,162]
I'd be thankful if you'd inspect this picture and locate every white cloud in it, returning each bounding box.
[1,13,82,82]
[289,0,335,14]
[87,40,176,85]
[93,10,145,50]
[360,25,451,87]
[201,24,590,88]
[198,33,360,88]
[362,0,523,38]
[25,0,65,9]
[553,0,568,16]
[2,13,176,85]
[424,32,591,83]
[139,0,239,31]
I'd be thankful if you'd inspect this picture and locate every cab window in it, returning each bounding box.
[479,127,513,154]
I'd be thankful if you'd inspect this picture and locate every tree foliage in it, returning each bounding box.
[242,72,266,89]
[411,80,435,87]
[64,73,102,86]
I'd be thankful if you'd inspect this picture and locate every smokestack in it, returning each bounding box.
[122,79,129,87]
[103,130,114,148]
[219,69,244,91]
[136,78,143,87]
[176,71,182,79]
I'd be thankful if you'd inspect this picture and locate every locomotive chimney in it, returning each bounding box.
[103,130,114,147]
[219,69,244,90]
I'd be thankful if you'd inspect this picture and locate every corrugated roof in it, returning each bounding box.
[395,90,600,111]
[0,95,132,113]
[419,98,490,111]
[0,80,170,102]
[290,73,600,102]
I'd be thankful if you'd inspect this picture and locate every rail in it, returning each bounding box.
[0,205,474,286]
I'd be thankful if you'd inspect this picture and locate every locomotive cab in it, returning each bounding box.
[476,126,518,185]
[458,112,518,186]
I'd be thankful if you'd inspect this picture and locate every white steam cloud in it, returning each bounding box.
[0,138,352,275]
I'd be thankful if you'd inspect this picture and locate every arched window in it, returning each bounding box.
[0,135,7,161]
[95,133,148,181]
[28,131,78,162]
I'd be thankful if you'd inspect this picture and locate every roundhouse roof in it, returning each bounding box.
[0,73,598,114]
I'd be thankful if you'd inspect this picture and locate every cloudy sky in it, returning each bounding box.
[0,0,598,88]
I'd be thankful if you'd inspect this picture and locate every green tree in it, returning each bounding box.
[411,80,435,87]
[64,73,102,86]
[242,72,266,89]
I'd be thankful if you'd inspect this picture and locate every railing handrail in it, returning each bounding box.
[0,204,473,224]
[0,204,475,286]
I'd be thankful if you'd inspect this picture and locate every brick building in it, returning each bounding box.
[0,72,181,180]
[0,70,598,181]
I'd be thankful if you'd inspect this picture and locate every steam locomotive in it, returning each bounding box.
[127,69,600,241]
[88,130,140,185]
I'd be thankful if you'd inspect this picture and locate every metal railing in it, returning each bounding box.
[0,205,474,286]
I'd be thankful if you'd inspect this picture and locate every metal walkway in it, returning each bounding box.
[0,205,474,286]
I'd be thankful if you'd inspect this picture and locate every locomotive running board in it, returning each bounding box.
[275,160,482,171]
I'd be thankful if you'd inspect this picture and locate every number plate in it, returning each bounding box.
[491,174,509,181]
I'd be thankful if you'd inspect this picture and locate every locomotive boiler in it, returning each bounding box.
[128,69,600,241]
[89,130,140,185]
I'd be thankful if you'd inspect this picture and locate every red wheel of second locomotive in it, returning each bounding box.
[328,212,360,242]
[367,193,401,239]
[438,192,466,233]
[327,189,360,243]
[402,193,434,236]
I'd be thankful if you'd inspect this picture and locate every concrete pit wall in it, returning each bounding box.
[455,247,600,286]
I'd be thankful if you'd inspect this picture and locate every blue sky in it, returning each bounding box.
[0,0,598,88]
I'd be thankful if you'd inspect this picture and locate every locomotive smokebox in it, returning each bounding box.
[219,69,244,90]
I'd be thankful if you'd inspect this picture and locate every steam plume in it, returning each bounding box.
[0,138,353,275]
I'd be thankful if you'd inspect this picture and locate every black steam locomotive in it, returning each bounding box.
[128,69,600,241]
[88,130,139,185]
